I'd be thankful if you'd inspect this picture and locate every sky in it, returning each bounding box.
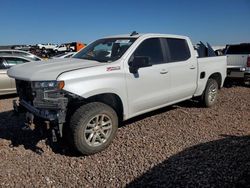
[0,0,249,46]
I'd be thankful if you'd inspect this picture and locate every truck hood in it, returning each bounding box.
[7,58,105,81]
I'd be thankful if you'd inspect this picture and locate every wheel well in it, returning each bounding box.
[87,93,124,122]
[208,73,222,88]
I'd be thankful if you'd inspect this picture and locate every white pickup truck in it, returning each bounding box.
[37,43,58,50]
[8,33,227,155]
[225,43,250,83]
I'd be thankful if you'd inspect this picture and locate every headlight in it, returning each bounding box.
[33,81,64,89]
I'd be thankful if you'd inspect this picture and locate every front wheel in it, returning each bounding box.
[70,102,118,155]
[201,79,219,107]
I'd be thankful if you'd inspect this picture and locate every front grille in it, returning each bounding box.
[16,80,34,102]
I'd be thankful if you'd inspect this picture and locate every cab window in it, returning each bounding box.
[165,38,191,62]
[133,38,164,64]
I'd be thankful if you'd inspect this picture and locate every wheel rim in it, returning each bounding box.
[84,114,112,147]
[208,83,217,103]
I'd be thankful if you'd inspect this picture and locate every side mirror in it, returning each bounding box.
[129,56,151,74]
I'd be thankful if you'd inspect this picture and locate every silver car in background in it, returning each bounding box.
[0,50,42,61]
[0,55,37,95]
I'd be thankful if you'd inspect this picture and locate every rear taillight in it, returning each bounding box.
[247,56,250,67]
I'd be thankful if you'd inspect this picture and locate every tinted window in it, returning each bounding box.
[226,44,250,54]
[134,38,163,64]
[166,38,190,62]
[4,57,29,67]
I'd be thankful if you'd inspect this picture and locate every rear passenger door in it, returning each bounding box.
[163,38,197,102]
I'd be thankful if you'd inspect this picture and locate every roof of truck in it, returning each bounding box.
[104,33,189,40]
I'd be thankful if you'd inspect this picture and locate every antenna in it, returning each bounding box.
[130,31,138,36]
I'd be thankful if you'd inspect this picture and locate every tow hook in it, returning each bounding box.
[51,129,57,142]
[23,112,36,130]
[51,123,63,142]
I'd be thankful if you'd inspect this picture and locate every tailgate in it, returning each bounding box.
[226,55,248,68]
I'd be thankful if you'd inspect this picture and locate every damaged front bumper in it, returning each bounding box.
[14,97,68,141]
[14,99,60,121]
[13,80,69,140]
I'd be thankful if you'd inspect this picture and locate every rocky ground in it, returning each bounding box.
[0,86,249,187]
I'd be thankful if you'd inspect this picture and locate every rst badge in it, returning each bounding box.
[106,66,121,71]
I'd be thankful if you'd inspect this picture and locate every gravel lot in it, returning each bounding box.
[0,86,249,187]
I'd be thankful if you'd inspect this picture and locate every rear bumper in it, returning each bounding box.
[227,67,250,78]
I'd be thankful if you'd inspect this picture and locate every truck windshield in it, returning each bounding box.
[73,38,137,62]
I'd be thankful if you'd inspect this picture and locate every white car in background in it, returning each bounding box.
[37,43,57,50]
[54,44,74,52]
[225,44,250,82]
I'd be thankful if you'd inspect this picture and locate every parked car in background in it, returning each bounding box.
[0,55,39,95]
[11,45,31,51]
[37,43,57,50]
[8,33,227,155]
[54,44,74,52]
[225,43,250,83]
[51,52,76,59]
[0,50,42,61]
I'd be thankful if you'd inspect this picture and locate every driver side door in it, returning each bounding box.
[125,38,171,117]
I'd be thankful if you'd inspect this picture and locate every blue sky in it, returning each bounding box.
[0,0,249,45]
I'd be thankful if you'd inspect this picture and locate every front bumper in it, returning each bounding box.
[14,99,59,121]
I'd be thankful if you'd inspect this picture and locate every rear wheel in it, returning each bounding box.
[70,102,118,155]
[201,79,219,107]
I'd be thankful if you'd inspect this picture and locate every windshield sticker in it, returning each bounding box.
[115,40,130,44]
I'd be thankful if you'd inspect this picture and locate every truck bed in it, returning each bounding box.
[194,56,227,96]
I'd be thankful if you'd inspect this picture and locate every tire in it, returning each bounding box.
[70,102,118,155]
[201,78,219,107]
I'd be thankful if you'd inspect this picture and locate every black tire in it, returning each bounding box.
[70,102,118,155]
[201,78,219,107]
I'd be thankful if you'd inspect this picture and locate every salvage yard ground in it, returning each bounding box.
[0,85,249,187]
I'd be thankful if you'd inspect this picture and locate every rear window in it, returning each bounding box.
[226,44,250,54]
[166,38,191,62]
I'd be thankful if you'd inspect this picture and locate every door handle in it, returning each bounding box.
[160,69,168,74]
[190,66,196,70]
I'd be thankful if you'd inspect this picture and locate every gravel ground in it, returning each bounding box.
[0,86,249,187]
